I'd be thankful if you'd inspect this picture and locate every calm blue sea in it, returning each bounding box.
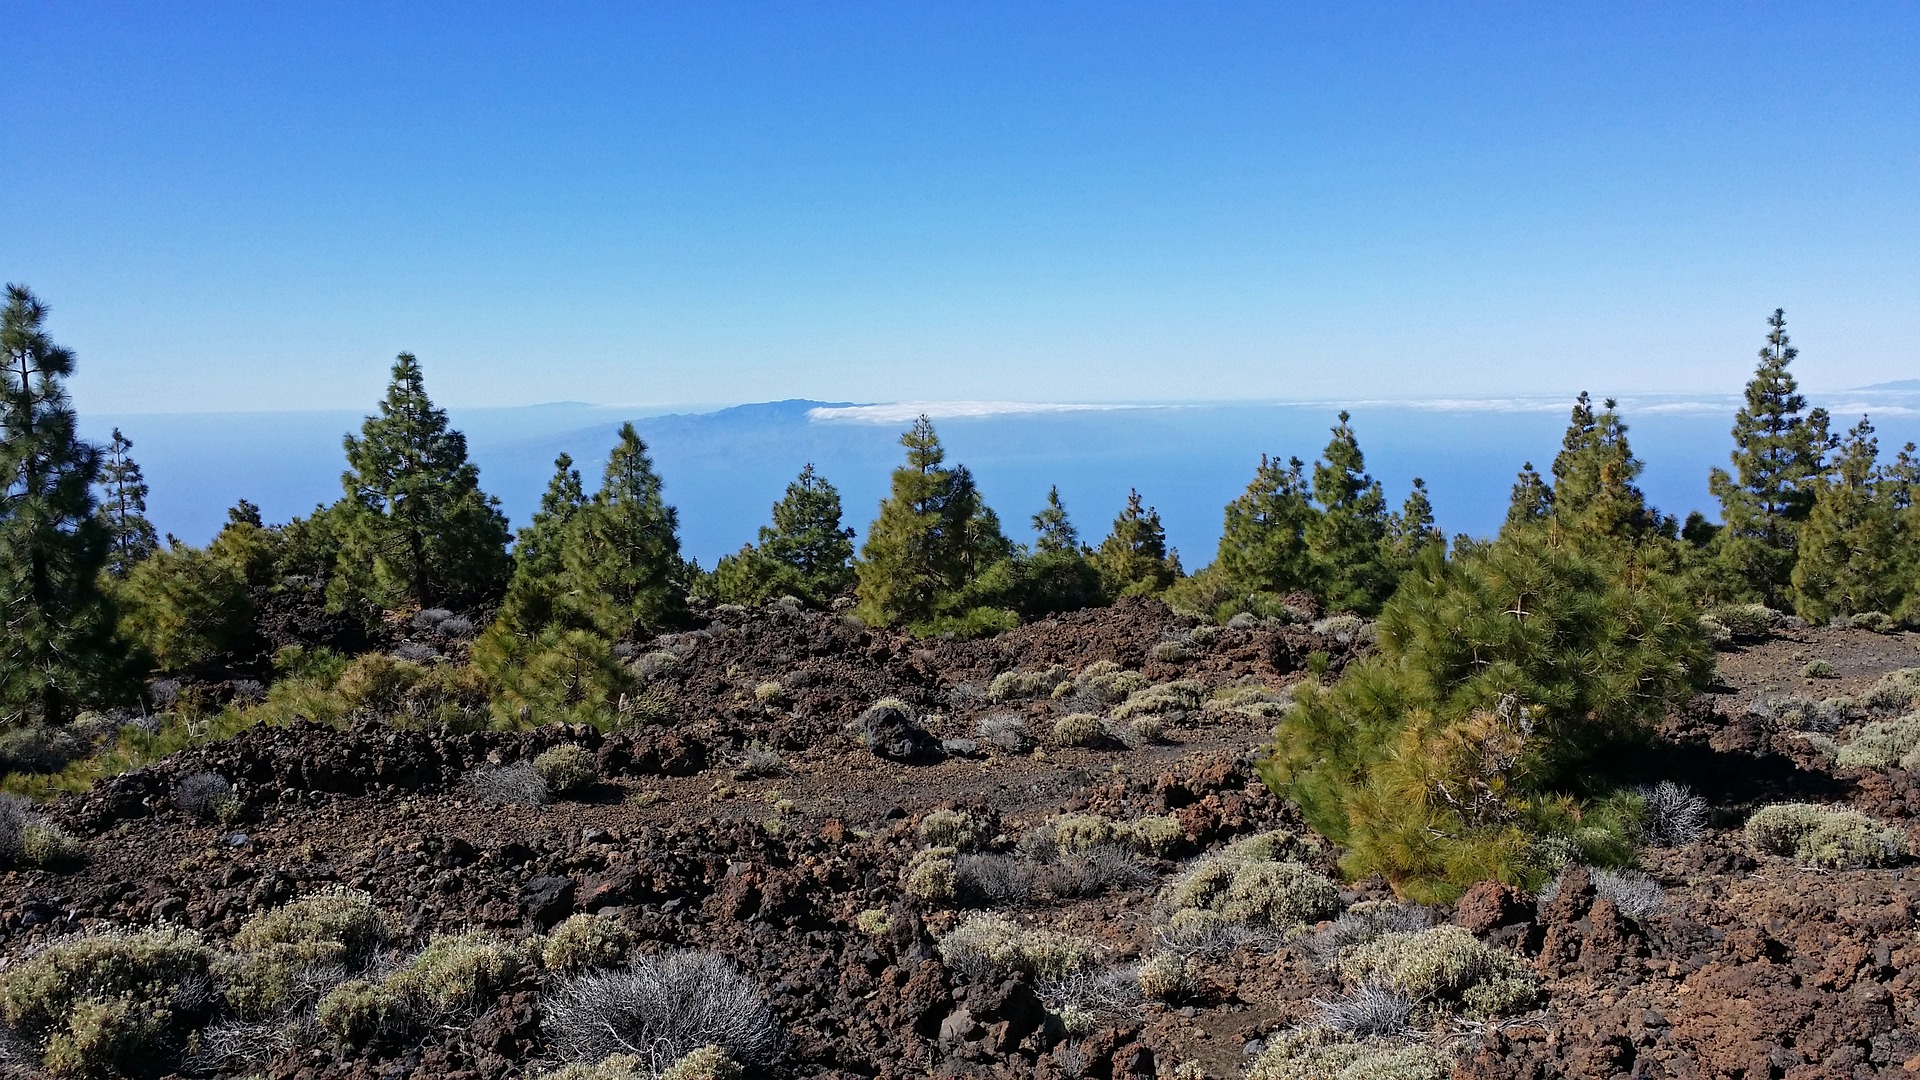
[84,392,1920,568]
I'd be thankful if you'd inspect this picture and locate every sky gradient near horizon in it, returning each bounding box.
[7,3,1918,414]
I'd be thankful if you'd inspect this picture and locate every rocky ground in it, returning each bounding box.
[2,599,1919,1079]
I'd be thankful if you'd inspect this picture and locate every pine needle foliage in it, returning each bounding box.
[1306,412,1396,614]
[95,428,157,576]
[1260,524,1710,900]
[560,423,688,638]
[714,463,856,606]
[1708,310,1834,607]
[0,285,125,725]
[1215,454,1318,601]
[1791,418,1904,623]
[1547,393,1657,541]
[333,353,511,610]
[1019,486,1102,615]
[1090,488,1180,598]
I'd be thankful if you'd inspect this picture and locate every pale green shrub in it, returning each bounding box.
[1336,925,1535,1018]
[1745,802,1907,868]
[1802,659,1837,679]
[1111,680,1205,720]
[660,1045,744,1080]
[315,979,405,1046]
[533,745,597,796]
[0,926,213,1077]
[222,887,385,1017]
[542,914,637,974]
[1709,602,1777,640]
[989,667,1068,701]
[539,1054,646,1080]
[1835,714,1920,770]
[937,914,1097,982]
[1863,670,1920,713]
[1246,1027,1457,1080]
[917,809,984,850]
[905,847,959,903]
[1050,713,1106,747]
[387,933,526,1016]
[1164,855,1342,929]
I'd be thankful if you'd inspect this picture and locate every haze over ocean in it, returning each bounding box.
[86,390,1920,569]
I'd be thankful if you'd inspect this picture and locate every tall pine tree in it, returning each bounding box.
[1505,462,1553,531]
[560,423,688,637]
[96,427,157,576]
[1791,418,1904,623]
[335,354,511,610]
[1020,486,1101,614]
[0,285,123,725]
[1549,393,1654,541]
[856,417,1012,627]
[488,452,588,637]
[1090,489,1179,598]
[1305,411,1394,613]
[1387,477,1443,570]
[714,463,857,606]
[1215,454,1318,598]
[1707,309,1833,606]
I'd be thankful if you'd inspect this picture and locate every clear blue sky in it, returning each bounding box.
[7,3,1916,413]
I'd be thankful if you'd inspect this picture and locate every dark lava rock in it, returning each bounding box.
[521,875,575,927]
[860,700,941,762]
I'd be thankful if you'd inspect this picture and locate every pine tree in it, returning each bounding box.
[1215,454,1318,598]
[1388,477,1443,569]
[1708,309,1833,606]
[1020,486,1101,614]
[1505,462,1552,531]
[227,499,264,528]
[96,427,157,575]
[0,285,123,724]
[856,416,1010,627]
[1032,486,1080,555]
[1549,393,1653,541]
[1791,418,1904,623]
[1090,488,1179,597]
[715,464,857,606]
[559,423,687,637]
[489,453,589,636]
[1305,411,1395,613]
[334,354,511,610]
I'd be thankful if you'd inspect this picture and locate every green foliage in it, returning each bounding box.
[1744,802,1906,869]
[94,428,156,577]
[1306,412,1396,614]
[386,932,526,1016]
[659,1045,745,1080]
[0,284,126,725]
[1707,311,1834,608]
[1090,488,1180,598]
[1247,1027,1458,1080]
[1017,486,1103,615]
[0,926,212,1077]
[315,978,405,1046]
[540,914,637,974]
[556,424,689,638]
[935,914,1098,982]
[533,744,598,795]
[714,464,856,607]
[1336,924,1537,1019]
[333,353,512,610]
[1546,393,1658,541]
[1261,525,1710,899]
[222,887,385,1018]
[1049,713,1105,747]
[904,846,959,902]
[1386,478,1443,572]
[1163,853,1343,929]
[1792,418,1906,623]
[1214,454,1319,604]
[477,626,636,727]
[1505,461,1552,531]
[112,540,254,672]
[855,417,1015,630]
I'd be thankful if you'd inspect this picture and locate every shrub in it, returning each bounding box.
[1314,983,1416,1038]
[1310,614,1369,643]
[917,809,984,850]
[989,667,1068,702]
[1835,715,1920,770]
[1697,614,1734,650]
[542,914,637,974]
[0,926,214,1075]
[534,745,598,796]
[904,847,959,903]
[1709,602,1777,640]
[1053,661,1146,708]
[1802,659,1837,679]
[1047,847,1155,899]
[387,933,526,1017]
[1112,680,1205,721]
[1137,951,1194,1001]
[1862,670,1920,713]
[1336,925,1535,1019]
[1301,901,1431,968]
[540,951,783,1068]
[1128,814,1185,856]
[1744,803,1906,869]
[1038,966,1141,1036]
[732,743,785,779]
[660,1045,745,1080]
[1837,611,1897,633]
[0,723,82,775]
[1164,856,1343,929]
[1050,713,1106,748]
[540,1056,647,1080]
[752,681,787,707]
[1246,1027,1456,1080]
[1636,781,1707,847]
[974,714,1031,754]
[1119,715,1167,748]
[315,979,405,1046]
[1149,641,1190,663]
[174,772,239,822]
[1589,868,1664,918]
[937,914,1098,983]
[1755,694,1848,733]
[854,910,892,936]
[463,761,550,807]
[223,887,384,1017]
[1203,684,1292,722]
[955,854,1038,906]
